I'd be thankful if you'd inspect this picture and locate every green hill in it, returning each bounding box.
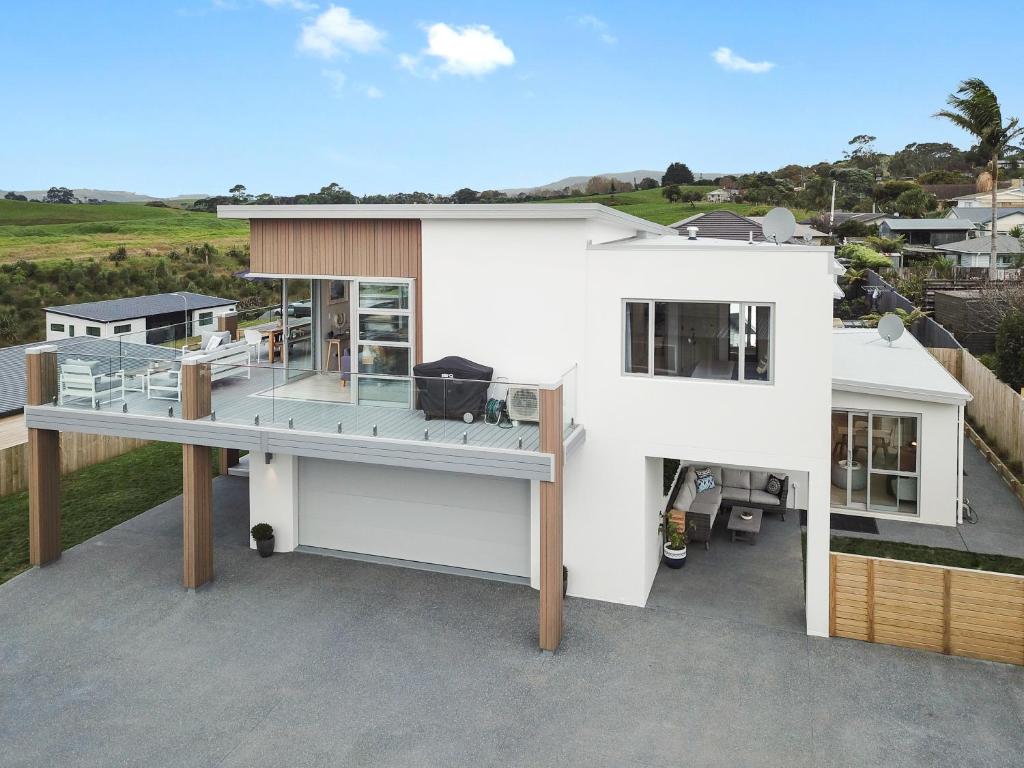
[0,199,247,261]
[539,186,814,226]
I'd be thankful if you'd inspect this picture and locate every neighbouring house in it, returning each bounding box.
[944,206,1024,234]
[45,292,237,344]
[936,233,1023,269]
[670,210,827,244]
[20,202,969,652]
[808,211,889,231]
[878,218,977,261]
[704,188,739,203]
[950,179,1024,209]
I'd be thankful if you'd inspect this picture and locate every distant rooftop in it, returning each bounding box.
[832,328,971,406]
[46,292,235,323]
[936,234,1023,255]
[668,210,827,243]
[946,207,1024,223]
[879,218,976,231]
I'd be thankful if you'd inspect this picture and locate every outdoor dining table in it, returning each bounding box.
[250,318,312,364]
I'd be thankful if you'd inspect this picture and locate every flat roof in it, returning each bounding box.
[832,329,971,406]
[46,292,235,323]
[216,203,675,236]
[586,232,835,254]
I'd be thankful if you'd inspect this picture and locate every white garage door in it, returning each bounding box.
[298,459,531,578]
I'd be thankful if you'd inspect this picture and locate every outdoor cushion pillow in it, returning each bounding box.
[67,358,101,376]
[696,474,716,493]
[766,474,786,497]
[695,467,712,479]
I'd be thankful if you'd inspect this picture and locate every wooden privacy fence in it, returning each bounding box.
[0,431,148,497]
[928,346,1024,471]
[830,553,1024,666]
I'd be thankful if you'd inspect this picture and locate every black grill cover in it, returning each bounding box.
[413,356,493,420]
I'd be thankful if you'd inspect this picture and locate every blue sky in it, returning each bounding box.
[1,0,1022,197]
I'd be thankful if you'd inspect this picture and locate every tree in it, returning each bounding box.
[680,191,702,207]
[229,184,252,203]
[917,169,969,184]
[661,185,682,203]
[3,191,28,201]
[584,176,614,195]
[873,180,919,211]
[936,78,1024,280]
[843,135,880,171]
[893,187,937,218]
[638,177,659,190]
[662,162,695,186]
[799,175,833,210]
[889,142,970,178]
[309,182,357,204]
[44,186,78,204]
[452,187,480,204]
[994,310,1024,391]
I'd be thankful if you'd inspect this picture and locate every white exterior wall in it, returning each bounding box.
[45,313,145,341]
[831,390,963,526]
[570,244,834,634]
[248,453,299,552]
[191,305,236,332]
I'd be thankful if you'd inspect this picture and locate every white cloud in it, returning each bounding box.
[711,47,775,74]
[417,23,514,76]
[575,14,616,45]
[362,85,383,99]
[260,0,317,10]
[299,6,384,59]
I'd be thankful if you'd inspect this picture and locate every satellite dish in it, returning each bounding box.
[877,313,905,345]
[761,207,796,244]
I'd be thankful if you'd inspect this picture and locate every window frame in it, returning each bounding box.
[197,311,214,327]
[113,324,132,335]
[352,278,416,407]
[621,298,775,385]
[49,322,65,333]
[85,326,101,337]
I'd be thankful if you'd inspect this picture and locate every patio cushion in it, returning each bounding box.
[695,474,715,493]
[750,470,770,491]
[749,490,781,506]
[94,375,121,393]
[66,359,101,376]
[689,499,719,518]
[673,480,696,512]
[766,474,786,496]
[723,468,750,490]
[201,330,232,349]
[696,483,722,504]
[708,466,722,484]
[721,486,750,503]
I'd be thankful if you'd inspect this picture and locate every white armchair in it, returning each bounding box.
[59,360,125,408]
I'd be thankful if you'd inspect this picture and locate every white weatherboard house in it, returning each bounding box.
[45,292,237,343]
[21,204,969,651]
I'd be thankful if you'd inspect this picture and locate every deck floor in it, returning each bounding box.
[58,366,544,452]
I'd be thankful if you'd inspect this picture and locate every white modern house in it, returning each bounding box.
[21,203,970,651]
[45,292,237,343]
[950,180,1024,208]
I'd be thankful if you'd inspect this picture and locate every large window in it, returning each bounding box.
[197,311,214,327]
[113,324,131,335]
[623,300,772,383]
[50,323,65,333]
[85,326,101,337]
[831,409,919,516]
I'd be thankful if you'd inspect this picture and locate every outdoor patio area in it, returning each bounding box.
[1,476,1021,767]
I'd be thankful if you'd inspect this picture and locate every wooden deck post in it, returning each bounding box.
[25,346,60,566]
[218,448,240,476]
[181,360,214,590]
[216,311,239,341]
[538,385,564,652]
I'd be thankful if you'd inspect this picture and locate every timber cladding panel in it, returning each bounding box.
[249,219,422,277]
[831,553,1024,665]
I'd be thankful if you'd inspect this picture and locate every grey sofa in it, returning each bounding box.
[667,464,789,549]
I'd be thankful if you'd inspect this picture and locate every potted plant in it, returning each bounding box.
[251,523,275,558]
[659,511,689,569]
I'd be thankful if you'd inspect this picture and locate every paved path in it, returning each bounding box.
[1,477,1021,767]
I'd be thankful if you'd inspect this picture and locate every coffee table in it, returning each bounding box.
[727,506,762,545]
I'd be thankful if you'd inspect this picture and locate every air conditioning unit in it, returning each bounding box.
[506,386,540,422]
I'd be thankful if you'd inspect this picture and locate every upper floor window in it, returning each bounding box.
[197,311,214,327]
[85,326,101,337]
[49,323,65,333]
[113,324,131,335]
[623,300,773,383]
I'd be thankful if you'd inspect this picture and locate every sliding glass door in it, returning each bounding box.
[354,280,414,406]
[831,409,919,516]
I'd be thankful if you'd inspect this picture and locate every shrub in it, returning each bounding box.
[250,523,274,541]
[994,310,1024,391]
[108,245,128,262]
[837,243,891,270]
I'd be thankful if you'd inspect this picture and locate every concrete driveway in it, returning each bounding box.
[1,476,1021,767]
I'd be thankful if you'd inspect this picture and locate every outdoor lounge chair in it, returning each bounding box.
[59,359,125,408]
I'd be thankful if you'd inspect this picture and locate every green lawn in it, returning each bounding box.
[0,442,218,585]
[0,199,248,261]
[538,186,815,226]
[830,535,1024,576]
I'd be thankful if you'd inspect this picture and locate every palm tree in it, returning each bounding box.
[936,79,1024,281]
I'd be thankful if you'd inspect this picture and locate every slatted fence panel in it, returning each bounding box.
[831,553,1024,665]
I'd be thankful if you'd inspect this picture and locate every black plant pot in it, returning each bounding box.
[256,536,275,558]
[562,565,568,597]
